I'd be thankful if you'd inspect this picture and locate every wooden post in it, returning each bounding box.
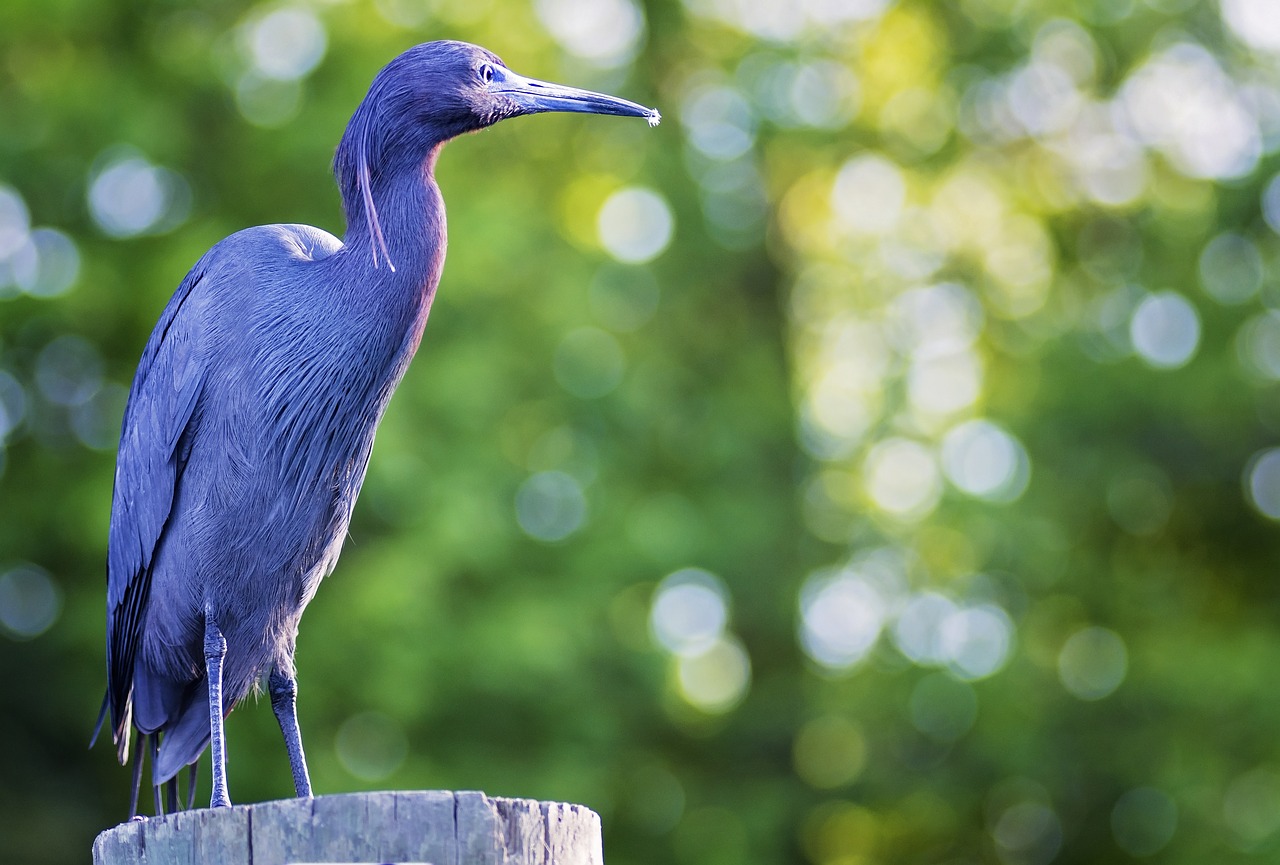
[92,790,604,865]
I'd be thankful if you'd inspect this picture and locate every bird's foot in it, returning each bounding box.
[206,774,232,810]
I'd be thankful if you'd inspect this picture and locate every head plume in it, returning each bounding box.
[334,92,396,272]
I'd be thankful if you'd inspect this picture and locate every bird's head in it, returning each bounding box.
[341,41,659,168]
[336,40,659,269]
[390,41,661,137]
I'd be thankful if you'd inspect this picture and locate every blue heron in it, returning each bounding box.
[93,39,659,814]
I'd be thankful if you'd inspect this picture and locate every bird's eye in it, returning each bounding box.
[479,64,495,84]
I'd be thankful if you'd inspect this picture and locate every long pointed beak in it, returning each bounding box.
[497,71,661,126]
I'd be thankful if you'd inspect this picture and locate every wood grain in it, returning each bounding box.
[92,791,604,865]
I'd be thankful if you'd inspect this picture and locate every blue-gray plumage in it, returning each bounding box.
[95,39,659,813]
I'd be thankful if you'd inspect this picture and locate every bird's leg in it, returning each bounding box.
[128,735,143,818]
[204,607,232,808]
[185,763,197,811]
[165,777,178,813]
[151,735,163,815]
[268,668,313,798]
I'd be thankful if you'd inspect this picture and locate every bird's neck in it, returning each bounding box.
[338,147,447,295]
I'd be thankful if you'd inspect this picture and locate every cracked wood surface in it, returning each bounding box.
[92,791,604,865]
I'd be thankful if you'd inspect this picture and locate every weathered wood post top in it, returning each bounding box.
[93,790,604,865]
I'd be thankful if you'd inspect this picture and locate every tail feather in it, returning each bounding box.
[89,691,109,749]
[153,684,212,784]
[90,687,136,764]
[96,655,218,807]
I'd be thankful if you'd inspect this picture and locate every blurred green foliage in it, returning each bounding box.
[4,0,1280,863]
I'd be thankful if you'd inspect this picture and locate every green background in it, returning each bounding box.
[2,0,1280,862]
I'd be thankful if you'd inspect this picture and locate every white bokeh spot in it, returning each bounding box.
[598,187,674,263]
[1129,292,1200,369]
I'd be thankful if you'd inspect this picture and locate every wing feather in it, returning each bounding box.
[104,265,208,762]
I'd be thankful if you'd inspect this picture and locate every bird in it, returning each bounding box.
[93,39,660,815]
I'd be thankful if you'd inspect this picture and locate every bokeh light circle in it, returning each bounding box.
[1129,292,1200,369]
[1245,448,1280,520]
[1057,626,1127,700]
[941,419,1031,503]
[515,470,587,542]
[649,568,729,657]
[1111,787,1177,857]
[597,187,674,263]
[0,564,62,640]
[554,327,625,398]
[831,154,905,236]
[1199,232,1263,305]
[334,711,408,782]
[863,438,942,520]
[534,0,644,66]
[799,568,889,670]
[244,7,327,82]
[909,673,978,742]
[676,635,751,713]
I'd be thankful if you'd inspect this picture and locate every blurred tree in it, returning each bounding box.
[4,0,1280,863]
